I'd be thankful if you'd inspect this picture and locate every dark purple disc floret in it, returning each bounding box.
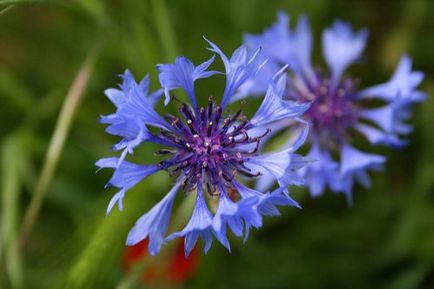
[159,98,269,194]
[291,75,359,144]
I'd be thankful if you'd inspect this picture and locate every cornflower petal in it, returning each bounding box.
[234,181,300,216]
[340,144,385,175]
[102,71,169,131]
[105,119,153,164]
[205,37,267,108]
[166,186,229,256]
[232,59,280,102]
[126,183,181,255]
[291,14,316,83]
[355,123,406,147]
[246,152,309,187]
[359,55,425,102]
[157,56,219,107]
[322,20,368,82]
[212,191,244,238]
[95,157,161,214]
[244,11,292,65]
[250,68,310,127]
[360,106,395,132]
[301,143,339,198]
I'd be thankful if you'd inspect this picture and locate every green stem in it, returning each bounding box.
[18,48,98,250]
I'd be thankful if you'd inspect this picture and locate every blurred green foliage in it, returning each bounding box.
[0,0,433,288]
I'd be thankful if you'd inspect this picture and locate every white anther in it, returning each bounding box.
[319,104,328,113]
[306,93,316,100]
[320,86,328,95]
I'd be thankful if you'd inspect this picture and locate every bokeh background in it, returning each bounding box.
[1,0,434,288]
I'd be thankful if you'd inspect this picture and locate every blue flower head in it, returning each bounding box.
[97,39,310,256]
[240,12,425,202]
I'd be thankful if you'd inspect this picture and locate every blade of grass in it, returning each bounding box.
[63,182,157,289]
[64,214,124,289]
[0,4,14,15]
[64,173,176,289]
[19,47,98,249]
[115,257,152,289]
[151,0,178,61]
[1,132,26,289]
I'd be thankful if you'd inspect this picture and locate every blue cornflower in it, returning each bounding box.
[238,12,425,202]
[96,39,310,256]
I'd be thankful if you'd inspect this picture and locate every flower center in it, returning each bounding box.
[295,76,359,144]
[157,98,269,195]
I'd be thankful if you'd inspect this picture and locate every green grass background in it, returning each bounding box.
[1,0,434,288]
